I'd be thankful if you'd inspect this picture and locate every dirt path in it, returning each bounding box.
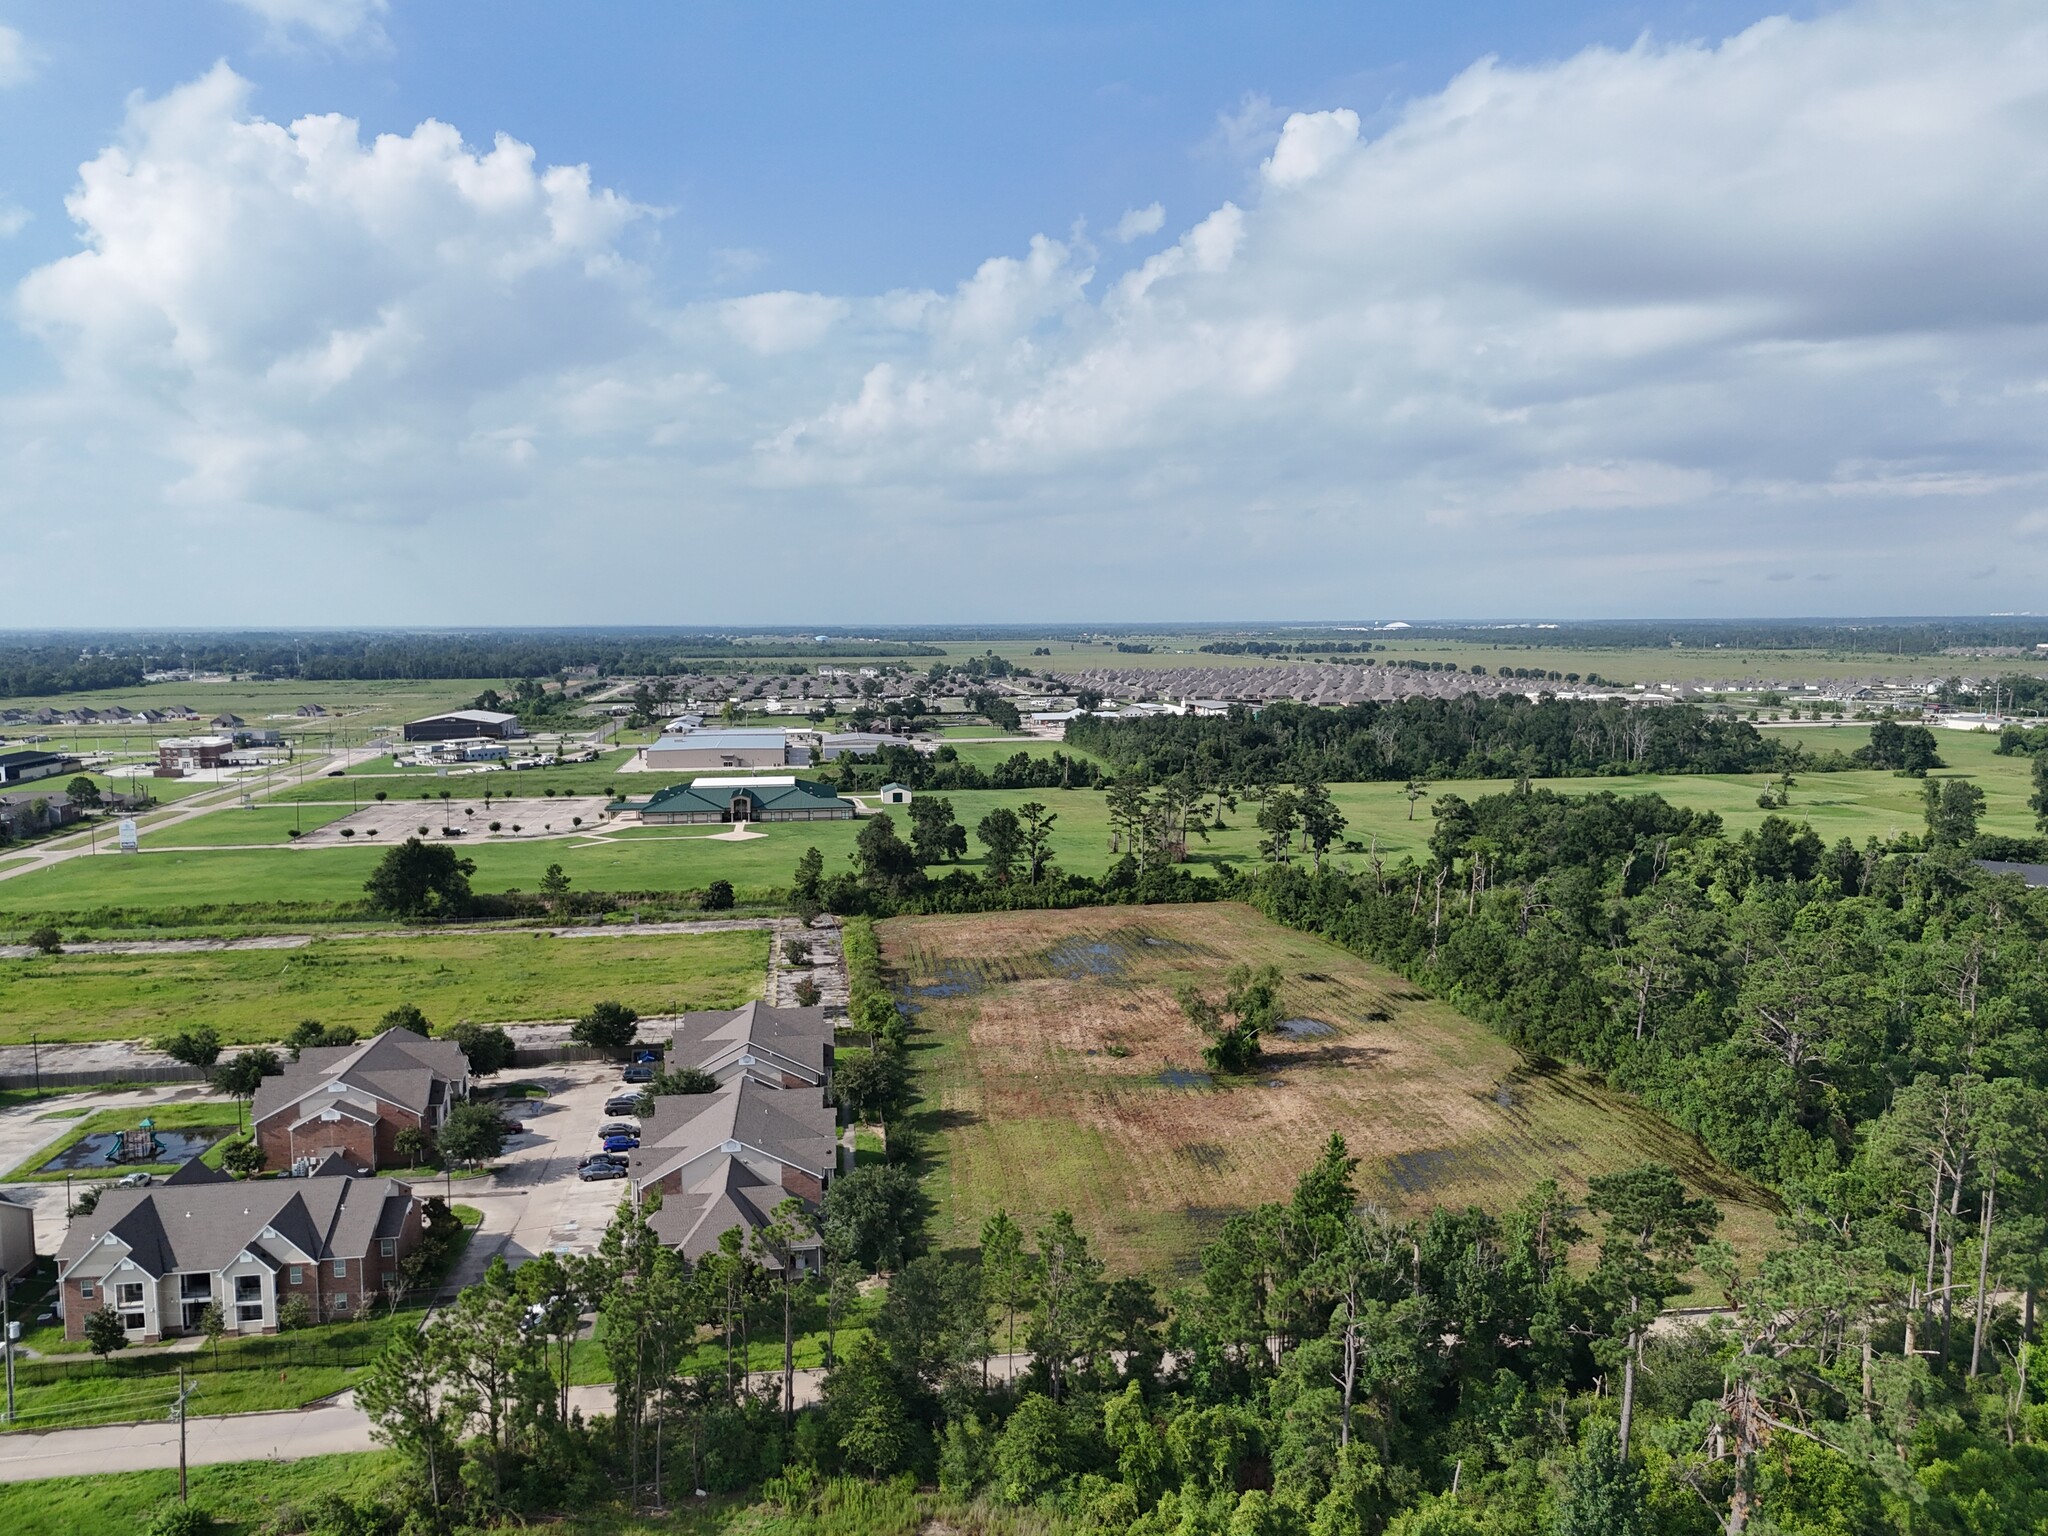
[0,916,779,961]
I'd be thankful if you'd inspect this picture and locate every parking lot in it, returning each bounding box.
[0,1064,642,1293]
[449,1060,641,1276]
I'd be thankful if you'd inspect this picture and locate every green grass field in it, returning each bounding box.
[1,722,2028,933]
[155,802,358,846]
[262,747,641,803]
[889,902,1779,1281]
[0,1452,407,1532]
[2,1100,245,1180]
[0,928,769,1043]
[940,634,2048,688]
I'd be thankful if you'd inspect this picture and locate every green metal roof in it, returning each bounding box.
[638,777,851,817]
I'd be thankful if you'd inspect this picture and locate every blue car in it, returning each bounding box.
[602,1133,640,1152]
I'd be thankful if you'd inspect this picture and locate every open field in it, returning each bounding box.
[0,677,502,734]
[2,724,2030,932]
[0,928,769,1044]
[941,634,2048,688]
[888,902,1779,1279]
[0,1452,405,1531]
[263,747,640,802]
[154,802,359,846]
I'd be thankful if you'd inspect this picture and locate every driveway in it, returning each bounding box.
[444,1062,632,1284]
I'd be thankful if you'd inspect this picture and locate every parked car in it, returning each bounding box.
[621,1065,654,1084]
[602,1133,640,1152]
[578,1160,627,1181]
[598,1121,639,1139]
[603,1094,643,1117]
[588,1150,630,1168]
[117,1171,152,1188]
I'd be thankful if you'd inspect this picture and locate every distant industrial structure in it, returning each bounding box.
[641,727,801,772]
[402,710,525,743]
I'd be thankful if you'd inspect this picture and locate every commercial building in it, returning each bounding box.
[642,728,794,772]
[819,731,912,760]
[156,736,235,773]
[251,1027,470,1172]
[0,748,73,785]
[56,1171,424,1340]
[631,776,855,825]
[402,710,524,743]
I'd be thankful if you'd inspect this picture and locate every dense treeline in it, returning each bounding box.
[1065,699,1837,785]
[0,631,940,698]
[349,1134,2048,1536]
[1251,786,2048,1189]
[832,744,1106,793]
[0,646,147,698]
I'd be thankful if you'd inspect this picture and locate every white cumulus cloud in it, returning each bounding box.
[0,23,37,87]
[1113,203,1165,242]
[224,0,389,47]
[13,0,2048,622]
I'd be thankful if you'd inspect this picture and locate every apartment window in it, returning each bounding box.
[79,1282,93,1300]
[332,1259,346,1278]
[180,1273,212,1300]
[288,1266,302,1285]
[236,1303,263,1324]
[235,1275,261,1302]
[116,1283,144,1308]
[379,1238,396,1258]
[333,1293,350,1311]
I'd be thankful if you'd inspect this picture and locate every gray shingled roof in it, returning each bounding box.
[58,1175,415,1279]
[629,1078,837,1192]
[667,1002,831,1083]
[647,1155,815,1268]
[253,1027,467,1126]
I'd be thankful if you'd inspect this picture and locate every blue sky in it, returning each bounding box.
[5,0,2046,625]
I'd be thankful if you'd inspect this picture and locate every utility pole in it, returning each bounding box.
[172,1365,196,1503]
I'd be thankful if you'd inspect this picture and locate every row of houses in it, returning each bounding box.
[633,1001,841,1274]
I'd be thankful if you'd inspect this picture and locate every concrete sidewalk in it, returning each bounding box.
[0,1357,1039,1483]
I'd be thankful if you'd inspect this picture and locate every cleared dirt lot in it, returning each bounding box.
[888,902,1778,1277]
[291,795,620,847]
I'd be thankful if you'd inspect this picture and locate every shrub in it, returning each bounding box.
[373,791,387,801]
[703,879,736,911]
[144,1501,216,1536]
[286,829,302,839]
[794,978,822,1008]
[489,821,502,832]
[27,925,62,954]
[339,828,355,838]
[222,1138,266,1177]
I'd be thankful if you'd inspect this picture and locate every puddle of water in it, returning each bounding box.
[1275,1017,1335,1038]
[39,1127,228,1172]
[1158,1068,1215,1089]
[1045,940,1120,980]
